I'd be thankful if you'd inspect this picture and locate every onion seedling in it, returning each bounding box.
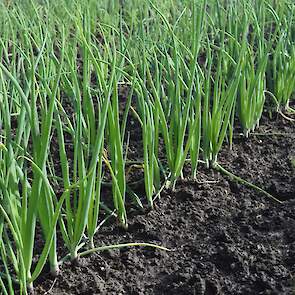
[202,29,246,168]
[146,0,206,188]
[237,47,268,137]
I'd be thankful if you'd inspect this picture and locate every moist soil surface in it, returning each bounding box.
[34,113,295,295]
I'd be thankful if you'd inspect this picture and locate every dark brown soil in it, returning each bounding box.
[34,114,295,295]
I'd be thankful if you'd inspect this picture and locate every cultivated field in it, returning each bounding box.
[0,0,294,294]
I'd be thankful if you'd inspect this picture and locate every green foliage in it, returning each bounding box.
[0,0,294,293]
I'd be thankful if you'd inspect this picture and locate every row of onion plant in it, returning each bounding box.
[0,0,294,293]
